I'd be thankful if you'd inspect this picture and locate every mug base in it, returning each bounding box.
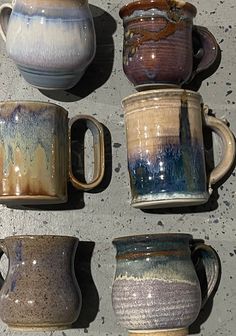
[0,195,67,206]
[132,193,209,209]
[129,328,188,336]
[17,64,85,90]
[8,324,72,331]
[135,83,181,91]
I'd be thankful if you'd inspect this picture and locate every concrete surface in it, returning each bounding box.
[0,0,235,335]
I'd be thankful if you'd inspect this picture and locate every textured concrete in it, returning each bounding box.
[0,0,235,336]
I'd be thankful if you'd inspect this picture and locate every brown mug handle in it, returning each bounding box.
[203,105,236,193]
[191,25,219,80]
[68,115,105,191]
[191,243,220,307]
[0,3,12,42]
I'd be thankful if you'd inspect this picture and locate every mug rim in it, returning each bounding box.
[119,0,197,19]
[0,100,68,115]
[121,89,202,106]
[113,233,193,243]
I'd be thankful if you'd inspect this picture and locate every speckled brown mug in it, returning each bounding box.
[0,235,81,331]
[0,101,105,205]
[120,0,219,90]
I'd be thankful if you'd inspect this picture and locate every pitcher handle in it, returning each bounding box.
[203,105,236,193]
[0,239,8,288]
[192,243,220,307]
[0,3,12,42]
[191,25,219,80]
[69,115,105,191]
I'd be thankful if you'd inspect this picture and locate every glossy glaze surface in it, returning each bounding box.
[0,101,68,204]
[4,0,95,89]
[112,234,201,332]
[0,235,81,330]
[120,0,195,88]
[122,89,235,208]
[112,234,219,334]
[123,90,207,207]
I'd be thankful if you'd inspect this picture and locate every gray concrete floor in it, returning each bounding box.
[0,0,235,335]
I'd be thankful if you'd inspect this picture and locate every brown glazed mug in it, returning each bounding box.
[0,235,81,330]
[0,101,105,205]
[120,0,219,90]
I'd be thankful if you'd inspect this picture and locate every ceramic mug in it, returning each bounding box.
[112,233,220,336]
[120,0,218,90]
[0,101,105,205]
[0,0,96,90]
[0,235,81,330]
[122,89,235,209]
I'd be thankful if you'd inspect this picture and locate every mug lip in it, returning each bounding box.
[2,235,78,241]
[113,233,193,244]
[0,100,68,115]
[122,89,202,106]
[119,0,197,19]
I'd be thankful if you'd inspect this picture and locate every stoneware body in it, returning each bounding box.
[122,89,235,209]
[112,233,220,336]
[0,235,81,330]
[0,0,96,89]
[120,0,218,89]
[0,101,105,205]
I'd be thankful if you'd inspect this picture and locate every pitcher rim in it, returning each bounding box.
[1,235,79,241]
[119,0,197,19]
[113,233,192,244]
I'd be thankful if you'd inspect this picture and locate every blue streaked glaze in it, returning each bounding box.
[13,5,92,20]
[128,139,206,196]
[4,0,96,89]
[0,104,66,173]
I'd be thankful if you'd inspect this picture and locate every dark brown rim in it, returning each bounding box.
[119,0,197,19]
[113,233,192,243]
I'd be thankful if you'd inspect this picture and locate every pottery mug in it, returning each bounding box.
[122,89,235,209]
[0,235,81,330]
[0,101,105,205]
[0,0,96,90]
[120,0,218,90]
[112,233,220,336]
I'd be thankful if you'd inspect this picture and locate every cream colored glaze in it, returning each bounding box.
[123,90,203,154]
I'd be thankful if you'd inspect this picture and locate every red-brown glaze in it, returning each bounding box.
[123,17,193,87]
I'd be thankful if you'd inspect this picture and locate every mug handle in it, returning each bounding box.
[68,115,105,191]
[0,3,12,42]
[191,243,220,307]
[191,25,219,80]
[203,105,236,193]
[0,239,8,288]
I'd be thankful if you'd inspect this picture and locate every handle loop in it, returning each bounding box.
[0,3,12,42]
[69,115,105,191]
[203,105,236,193]
[190,25,219,82]
[192,243,220,307]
